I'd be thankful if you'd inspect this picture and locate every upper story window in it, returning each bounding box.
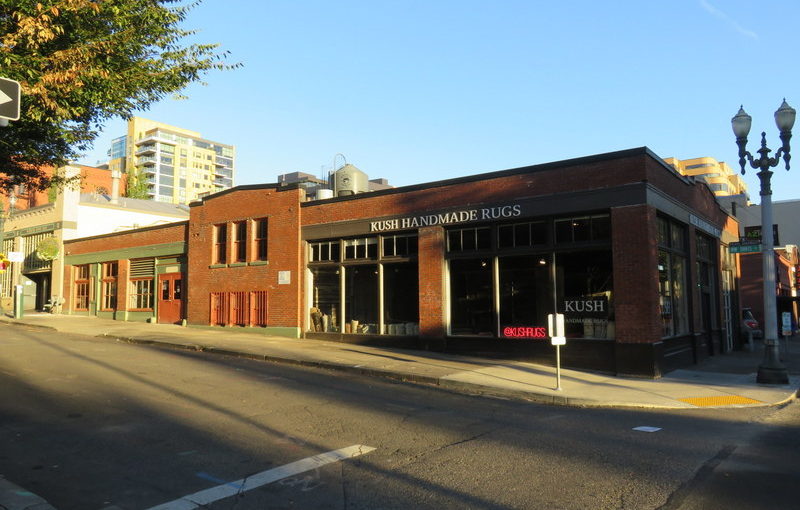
[214,224,227,264]
[254,218,268,261]
[233,222,247,262]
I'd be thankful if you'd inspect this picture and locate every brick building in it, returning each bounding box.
[61,148,740,377]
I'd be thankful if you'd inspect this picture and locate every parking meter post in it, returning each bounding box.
[13,284,23,319]
[555,345,562,391]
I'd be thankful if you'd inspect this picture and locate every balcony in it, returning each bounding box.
[136,155,157,166]
[136,130,180,146]
[135,144,156,156]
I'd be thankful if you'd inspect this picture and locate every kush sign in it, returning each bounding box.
[0,77,21,121]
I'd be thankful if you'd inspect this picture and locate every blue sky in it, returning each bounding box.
[80,0,800,202]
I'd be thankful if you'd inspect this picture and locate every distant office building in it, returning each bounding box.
[107,117,235,204]
[664,157,748,198]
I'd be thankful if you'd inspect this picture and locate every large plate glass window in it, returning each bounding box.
[555,250,614,339]
[449,258,494,336]
[498,254,552,336]
[658,217,689,337]
[447,212,612,339]
[307,233,418,335]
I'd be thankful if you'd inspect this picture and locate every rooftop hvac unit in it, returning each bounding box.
[333,164,368,197]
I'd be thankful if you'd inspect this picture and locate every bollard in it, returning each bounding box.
[13,284,24,319]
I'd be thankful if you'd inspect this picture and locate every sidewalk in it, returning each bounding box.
[2,313,798,410]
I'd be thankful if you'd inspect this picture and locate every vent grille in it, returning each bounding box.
[130,258,155,278]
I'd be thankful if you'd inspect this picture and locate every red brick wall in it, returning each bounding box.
[418,226,446,337]
[611,205,661,344]
[187,187,304,327]
[64,223,188,256]
[79,165,128,197]
[302,154,653,226]
[645,158,730,228]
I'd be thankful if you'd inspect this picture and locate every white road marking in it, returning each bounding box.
[147,444,376,510]
[632,426,662,432]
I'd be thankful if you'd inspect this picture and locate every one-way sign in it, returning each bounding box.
[0,77,21,121]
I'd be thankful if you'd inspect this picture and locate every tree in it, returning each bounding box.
[0,0,238,193]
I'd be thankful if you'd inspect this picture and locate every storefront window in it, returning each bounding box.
[383,262,419,335]
[382,234,418,258]
[308,234,418,335]
[129,279,154,310]
[447,214,613,339]
[344,237,378,260]
[555,214,610,244]
[498,221,547,249]
[309,266,340,332]
[310,240,340,262]
[449,258,494,336]
[498,255,552,337]
[448,227,491,252]
[657,217,689,337]
[345,265,379,333]
[556,250,614,339]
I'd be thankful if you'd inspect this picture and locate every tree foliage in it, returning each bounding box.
[0,0,238,192]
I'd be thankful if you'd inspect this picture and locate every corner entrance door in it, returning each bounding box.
[158,273,184,324]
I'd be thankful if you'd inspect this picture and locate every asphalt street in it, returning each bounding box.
[1,324,797,509]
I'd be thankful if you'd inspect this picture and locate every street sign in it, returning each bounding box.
[0,77,21,121]
[7,251,23,262]
[730,242,761,254]
[548,313,565,337]
[547,313,566,390]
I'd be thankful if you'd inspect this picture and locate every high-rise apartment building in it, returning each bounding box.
[664,156,748,198]
[107,117,235,204]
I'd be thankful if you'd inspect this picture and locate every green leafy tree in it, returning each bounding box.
[125,168,151,199]
[0,0,238,193]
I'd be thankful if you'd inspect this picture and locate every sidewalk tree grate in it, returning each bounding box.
[678,395,763,407]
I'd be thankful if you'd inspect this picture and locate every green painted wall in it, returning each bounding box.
[65,242,186,266]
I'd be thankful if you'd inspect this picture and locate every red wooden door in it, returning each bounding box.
[158,273,184,324]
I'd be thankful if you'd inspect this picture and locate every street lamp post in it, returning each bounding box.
[731,99,795,385]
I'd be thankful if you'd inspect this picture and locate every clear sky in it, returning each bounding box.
[80,0,800,203]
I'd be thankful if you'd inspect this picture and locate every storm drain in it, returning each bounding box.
[678,395,763,406]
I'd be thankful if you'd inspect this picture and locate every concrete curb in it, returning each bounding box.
[5,320,798,410]
[0,476,57,510]
[0,319,56,332]
[103,333,800,410]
